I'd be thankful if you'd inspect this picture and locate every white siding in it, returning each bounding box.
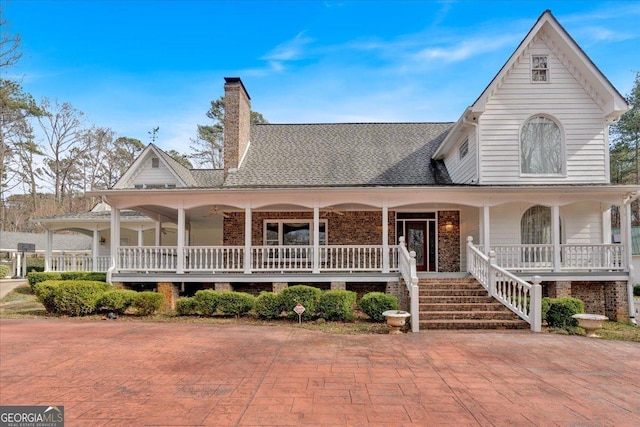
[127,153,181,188]
[479,36,608,184]
[459,205,480,270]
[488,202,602,245]
[444,129,478,184]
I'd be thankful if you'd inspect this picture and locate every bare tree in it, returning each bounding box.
[37,98,88,205]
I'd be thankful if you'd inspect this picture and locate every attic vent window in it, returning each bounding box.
[531,55,548,82]
[459,139,469,160]
[151,157,159,168]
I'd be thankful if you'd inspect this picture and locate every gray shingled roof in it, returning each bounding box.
[34,210,147,221]
[0,231,92,251]
[224,122,454,188]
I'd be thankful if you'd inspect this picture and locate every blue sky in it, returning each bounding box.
[3,0,640,154]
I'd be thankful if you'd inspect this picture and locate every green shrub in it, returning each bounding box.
[26,257,45,270]
[0,264,9,278]
[541,297,551,321]
[53,281,113,316]
[175,297,197,316]
[217,292,255,317]
[318,290,356,321]
[254,292,283,319]
[27,272,62,289]
[545,297,585,330]
[60,271,107,282]
[278,285,322,320]
[33,280,63,313]
[60,271,87,281]
[131,292,164,316]
[359,292,399,322]
[96,290,137,314]
[193,290,221,316]
[634,285,640,297]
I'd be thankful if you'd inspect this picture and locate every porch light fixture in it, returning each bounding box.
[445,222,453,232]
[99,237,106,245]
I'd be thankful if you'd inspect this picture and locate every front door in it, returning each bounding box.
[406,221,428,271]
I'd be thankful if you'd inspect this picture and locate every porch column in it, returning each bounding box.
[92,228,99,272]
[382,204,389,273]
[551,204,561,272]
[138,228,144,247]
[313,206,320,273]
[620,203,630,271]
[481,205,491,254]
[110,207,121,270]
[44,229,52,272]
[602,206,612,244]
[177,207,185,274]
[155,221,161,245]
[244,207,252,274]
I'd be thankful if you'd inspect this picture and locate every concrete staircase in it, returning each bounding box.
[418,277,530,330]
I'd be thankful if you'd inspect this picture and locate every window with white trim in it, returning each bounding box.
[459,138,469,160]
[531,55,548,82]
[264,220,327,246]
[520,116,563,174]
[151,157,160,168]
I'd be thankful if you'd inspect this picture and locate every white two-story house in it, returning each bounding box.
[36,10,636,331]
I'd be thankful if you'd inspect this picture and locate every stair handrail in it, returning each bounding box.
[467,237,542,332]
[398,237,420,332]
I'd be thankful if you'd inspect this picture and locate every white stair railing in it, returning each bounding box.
[397,237,420,332]
[467,237,542,332]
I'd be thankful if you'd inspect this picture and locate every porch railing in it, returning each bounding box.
[50,255,111,272]
[489,243,625,271]
[397,237,420,333]
[467,237,542,332]
[118,246,179,271]
[185,246,244,272]
[113,245,399,274]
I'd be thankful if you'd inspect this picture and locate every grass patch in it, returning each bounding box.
[592,321,640,342]
[0,285,47,317]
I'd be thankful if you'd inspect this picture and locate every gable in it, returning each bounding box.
[113,144,187,189]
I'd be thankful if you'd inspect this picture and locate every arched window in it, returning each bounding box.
[520,116,563,174]
[521,205,551,245]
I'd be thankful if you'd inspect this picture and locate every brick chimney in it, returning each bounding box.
[223,77,251,176]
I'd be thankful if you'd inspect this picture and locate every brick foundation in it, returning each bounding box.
[157,282,179,310]
[272,282,288,293]
[386,280,409,312]
[214,282,233,292]
[331,281,346,290]
[438,211,460,272]
[543,280,630,322]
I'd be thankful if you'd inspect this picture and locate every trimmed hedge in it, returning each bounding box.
[27,272,62,289]
[132,292,164,316]
[318,290,357,321]
[60,271,107,282]
[543,297,585,330]
[359,292,399,322]
[217,292,255,317]
[175,297,197,316]
[96,290,137,314]
[53,281,114,316]
[254,292,283,319]
[33,280,64,313]
[278,285,322,320]
[193,290,221,316]
[0,264,9,278]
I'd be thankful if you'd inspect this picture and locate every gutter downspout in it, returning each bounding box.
[623,191,639,326]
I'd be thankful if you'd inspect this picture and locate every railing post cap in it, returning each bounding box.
[489,250,496,258]
[532,275,542,285]
[409,250,416,258]
[399,236,405,243]
[467,236,473,243]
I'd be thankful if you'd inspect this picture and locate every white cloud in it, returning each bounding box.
[413,34,518,63]
[261,32,315,71]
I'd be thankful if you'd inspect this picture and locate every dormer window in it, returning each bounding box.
[151,157,159,168]
[531,55,548,82]
[459,139,469,160]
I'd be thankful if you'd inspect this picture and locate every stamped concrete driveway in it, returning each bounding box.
[0,319,639,426]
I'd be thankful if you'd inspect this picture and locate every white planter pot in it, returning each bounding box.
[382,310,411,334]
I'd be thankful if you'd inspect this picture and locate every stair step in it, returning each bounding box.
[419,303,506,311]
[419,296,495,304]
[419,311,520,320]
[419,319,530,330]
[420,289,488,296]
